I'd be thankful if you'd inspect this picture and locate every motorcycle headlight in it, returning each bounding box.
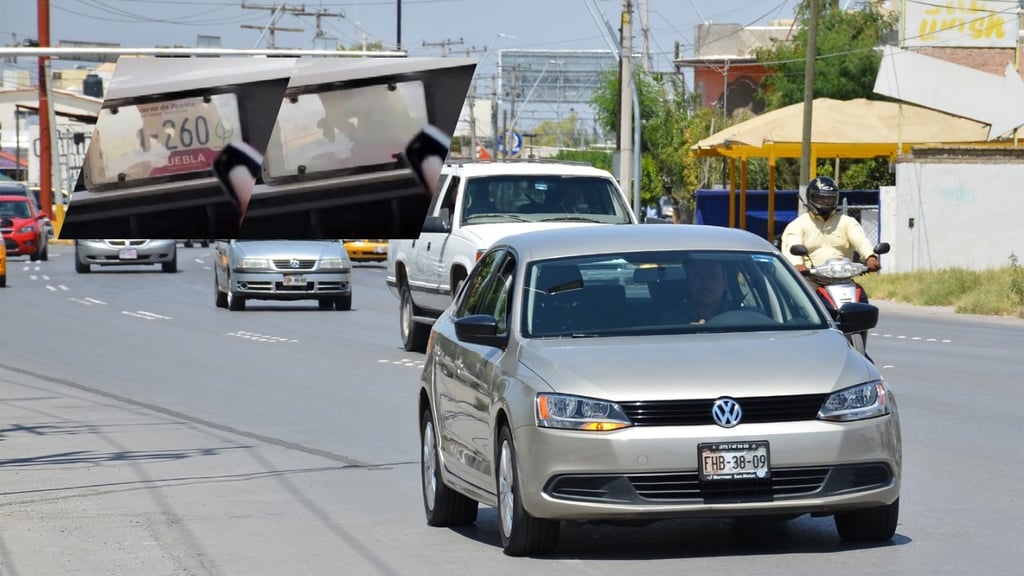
[236,258,270,270]
[818,381,889,421]
[536,393,632,431]
[319,257,349,270]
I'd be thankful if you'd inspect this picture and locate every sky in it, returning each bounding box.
[0,0,801,72]
[0,0,802,132]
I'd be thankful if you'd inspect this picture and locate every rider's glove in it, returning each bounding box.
[865,256,881,273]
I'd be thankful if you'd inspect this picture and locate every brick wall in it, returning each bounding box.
[912,47,1023,78]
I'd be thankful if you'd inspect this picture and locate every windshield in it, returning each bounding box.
[522,250,827,338]
[461,175,632,224]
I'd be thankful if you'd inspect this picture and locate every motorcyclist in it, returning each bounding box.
[781,176,881,296]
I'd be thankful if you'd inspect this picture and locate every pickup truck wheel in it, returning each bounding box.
[401,284,429,352]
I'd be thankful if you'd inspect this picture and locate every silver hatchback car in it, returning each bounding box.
[419,224,901,556]
[213,239,352,311]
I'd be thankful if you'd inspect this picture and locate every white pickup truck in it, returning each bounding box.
[386,159,637,351]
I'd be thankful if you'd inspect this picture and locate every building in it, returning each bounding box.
[673,20,796,117]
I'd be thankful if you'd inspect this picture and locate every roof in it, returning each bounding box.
[442,159,615,178]
[691,98,994,159]
[675,22,795,66]
[496,224,774,263]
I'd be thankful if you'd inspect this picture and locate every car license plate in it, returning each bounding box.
[699,441,770,481]
[89,93,243,186]
[282,275,305,286]
[118,248,138,260]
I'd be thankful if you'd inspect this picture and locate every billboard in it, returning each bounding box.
[901,0,1021,48]
[497,49,617,106]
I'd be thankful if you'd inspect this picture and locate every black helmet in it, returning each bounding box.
[807,176,839,218]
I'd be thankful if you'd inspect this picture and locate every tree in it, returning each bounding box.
[755,2,897,110]
[591,69,718,219]
[754,2,898,190]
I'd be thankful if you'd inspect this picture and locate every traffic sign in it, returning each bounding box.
[498,131,523,157]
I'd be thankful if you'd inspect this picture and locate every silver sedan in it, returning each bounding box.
[213,240,352,311]
[74,239,177,273]
[418,224,901,556]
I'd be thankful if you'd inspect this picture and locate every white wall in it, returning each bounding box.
[889,160,1024,272]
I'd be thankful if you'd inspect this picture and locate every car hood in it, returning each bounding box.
[458,222,603,249]
[231,240,343,259]
[517,329,876,400]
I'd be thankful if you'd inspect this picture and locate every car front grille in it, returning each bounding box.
[272,259,316,270]
[619,394,830,426]
[546,463,893,504]
[106,240,147,247]
[4,238,16,250]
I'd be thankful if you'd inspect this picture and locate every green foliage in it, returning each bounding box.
[530,112,589,148]
[754,2,898,110]
[590,70,725,220]
[859,265,1024,316]
[552,149,613,172]
[1009,253,1024,308]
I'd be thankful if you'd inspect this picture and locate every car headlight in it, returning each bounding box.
[536,393,632,431]
[18,225,36,233]
[319,257,349,270]
[818,380,889,422]
[236,258,270,270]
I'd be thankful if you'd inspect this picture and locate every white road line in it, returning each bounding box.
[84,297,107,305]
[46,285,57,292]
[226,331,297,343]
[121,311,153,320]
[30,274,38,280]
[69,297,92,305]
[42,275,50,280]
[134,311,173,320]
[58,285,69,291]
[193,258,205,264]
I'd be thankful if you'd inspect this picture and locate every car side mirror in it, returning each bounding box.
[789,244,809,257]
[420,215,450,234]
[835,302,879,334]
[454,314,508,348]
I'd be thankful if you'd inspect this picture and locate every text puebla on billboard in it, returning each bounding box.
[902,0,1021,48]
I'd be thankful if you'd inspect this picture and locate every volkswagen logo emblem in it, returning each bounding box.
[289,258,300,269]
[711,397,743,428]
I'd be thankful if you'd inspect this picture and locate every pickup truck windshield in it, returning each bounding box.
[461,175,633,224]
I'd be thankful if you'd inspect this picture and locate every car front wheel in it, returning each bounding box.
[227,281,246,311]
[335,293,352,311]
[421,408,478,527]
[834,498,899,541]
[497,425,560,556]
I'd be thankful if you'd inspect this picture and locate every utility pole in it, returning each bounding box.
[397,0,402,51]
[618,0,634,208]
[452,45,489,159]
[291,6,345,49]
[799,0,820,212]
[37,0,52,218]
[639,0,652,72]
[240,2,305,49]
[422,37,464,57]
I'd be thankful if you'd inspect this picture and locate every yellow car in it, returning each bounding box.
[0,241,7,287]
[343,239,388,262]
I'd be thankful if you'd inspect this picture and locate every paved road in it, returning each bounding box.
[1,245,1021,575]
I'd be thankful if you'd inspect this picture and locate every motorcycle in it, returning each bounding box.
[789,242,891,357]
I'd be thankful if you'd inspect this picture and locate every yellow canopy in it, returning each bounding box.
[691,97,993,159]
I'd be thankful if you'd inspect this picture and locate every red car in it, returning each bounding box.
[0,195,49,261]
